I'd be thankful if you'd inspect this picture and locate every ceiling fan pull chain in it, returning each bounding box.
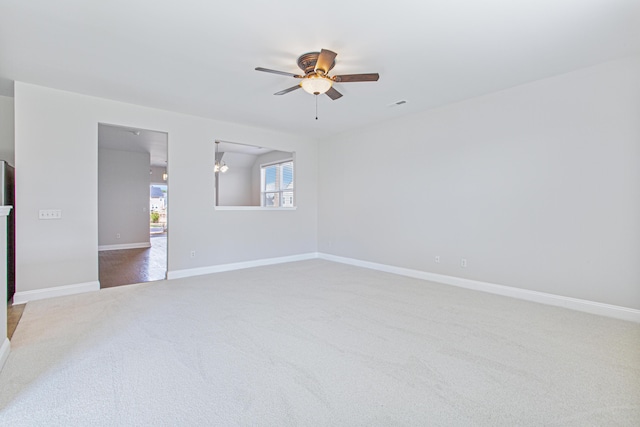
[315,94,318,120]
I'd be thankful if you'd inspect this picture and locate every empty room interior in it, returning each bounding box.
[0,1,639,425]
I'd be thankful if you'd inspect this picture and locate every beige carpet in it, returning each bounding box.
[1,259,639,425]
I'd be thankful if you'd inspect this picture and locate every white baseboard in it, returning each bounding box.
[18,252,634,322]
[318,253,640,323]
[13,281,100,304]
[0,338,10,373]
[98,242,151,251]
[167,252,319,280]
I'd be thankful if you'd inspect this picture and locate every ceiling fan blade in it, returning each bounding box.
[315,49,337,75]
[325,87,343,100]
[255,67,303,78]
[274,85,301,95]
[333,73,380,83]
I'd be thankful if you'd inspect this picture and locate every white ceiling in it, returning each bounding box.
[1,1,639,138]
[216,141,273,156]
[98,123,167,166]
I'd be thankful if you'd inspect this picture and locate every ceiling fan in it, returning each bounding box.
[255,49,379,100]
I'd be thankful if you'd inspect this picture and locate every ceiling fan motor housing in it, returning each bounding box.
[297,52,335,75]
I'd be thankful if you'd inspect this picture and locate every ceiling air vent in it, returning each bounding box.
[388,100,408,107]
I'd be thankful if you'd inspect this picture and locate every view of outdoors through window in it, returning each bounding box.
[150,185,167,234]
[261,161,294,207]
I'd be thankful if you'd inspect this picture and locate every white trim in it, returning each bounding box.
[260,157,294,168]
[0,206,12,216]
[13,281,100,304]
[317,253,640,323]
[214,206,297,211]
[167,252,318,280]
[98,242,151,251]
[0,338,10,372]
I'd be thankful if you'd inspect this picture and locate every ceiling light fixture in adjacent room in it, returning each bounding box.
[214,140,229,174]
[162,170,168,181]
[214,162,229,174]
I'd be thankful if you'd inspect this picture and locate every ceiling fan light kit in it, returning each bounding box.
[255,48,379,101]
[300,75,333,95]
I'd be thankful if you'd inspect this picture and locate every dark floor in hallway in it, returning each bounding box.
[99,235,167,289]
[7,303,25,340]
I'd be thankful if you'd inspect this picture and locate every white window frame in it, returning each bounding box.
[260,159,295,208]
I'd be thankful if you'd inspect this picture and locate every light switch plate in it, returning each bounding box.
[39,209,62,220]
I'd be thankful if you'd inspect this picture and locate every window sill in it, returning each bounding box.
[214,206,297,211]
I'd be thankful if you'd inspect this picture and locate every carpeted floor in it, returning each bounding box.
[1,260,639,426]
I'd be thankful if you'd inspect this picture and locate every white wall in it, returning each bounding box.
[318,55,640,310]
[218,169,252,206]
[98,148,151,247]
[13,56,639,311]
[0,95,14,165]
[14,83,318,293]
[217,152,254,206]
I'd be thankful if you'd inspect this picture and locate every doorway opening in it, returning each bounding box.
[97,123,168,289]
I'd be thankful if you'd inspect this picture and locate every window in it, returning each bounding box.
[214,140,296,209]
[261,160,294,207]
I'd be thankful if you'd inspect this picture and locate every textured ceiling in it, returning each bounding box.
[1,0,639,138]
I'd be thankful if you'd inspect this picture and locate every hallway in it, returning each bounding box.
[99,234,167,289]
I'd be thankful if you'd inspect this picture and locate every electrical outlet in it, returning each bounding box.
[190,250,196,258]
[461,258,467,268]
[434,256,440,263]
[116,233,121,239]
